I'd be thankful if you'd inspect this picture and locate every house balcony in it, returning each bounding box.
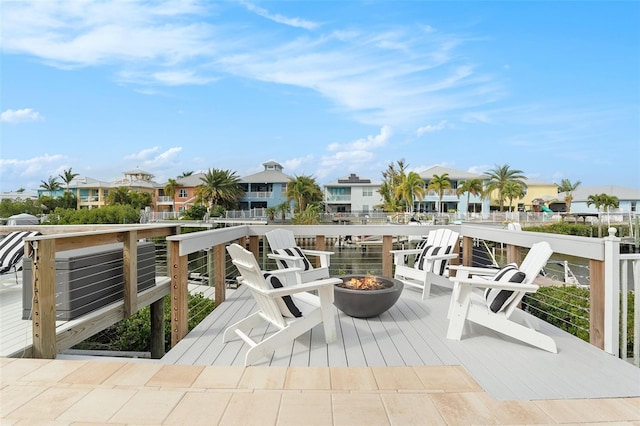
[1,223,638,423]
[244,191,274,199]
[156,196,174,204]
[325,194,352,202]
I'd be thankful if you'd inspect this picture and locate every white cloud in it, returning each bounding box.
[0,108,43,123]
[239,1,319,30]
[416,120,447,136]
[0,154,67,178]
[125,147,161,161]
[328,126,392,152]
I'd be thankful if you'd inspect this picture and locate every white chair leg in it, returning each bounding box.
[446,285,473,340]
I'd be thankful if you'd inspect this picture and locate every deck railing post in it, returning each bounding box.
[214,243,226,306]
[382,235,393,277]
[249,235,260,259]
[462,236,473,267]
[123,230,138,317]
[315,235,326,268]
[589,259,605,350]
[31,238,57,358]
[169,239,188,347]
[603,228,620,356]
[150,298,165,358]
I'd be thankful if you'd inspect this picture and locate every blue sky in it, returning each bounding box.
[1,0,639,193]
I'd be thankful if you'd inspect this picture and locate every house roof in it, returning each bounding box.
[325,173,381,186]
[240,162,291,184]
[560,185,640,202]
[418,166,483,181]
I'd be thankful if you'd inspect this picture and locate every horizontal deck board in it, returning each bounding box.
[161,283,640,401]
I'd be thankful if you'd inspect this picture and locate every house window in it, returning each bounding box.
[178,189,188,198]
[363,188,373,197]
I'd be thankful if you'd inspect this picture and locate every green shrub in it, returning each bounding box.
[75,293,215,353]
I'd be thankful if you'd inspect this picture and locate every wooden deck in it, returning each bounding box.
[162,284,640,401]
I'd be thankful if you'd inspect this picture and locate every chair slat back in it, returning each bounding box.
[416,228,459,274]
[265,229,296,251]
[226,244,287,328]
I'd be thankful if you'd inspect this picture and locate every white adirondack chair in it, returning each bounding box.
[389,228,460,299]
[225,243,341,366]
[265,228,333,284]
[446,241,557,353]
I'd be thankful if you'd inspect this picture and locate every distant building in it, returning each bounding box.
[0,191,37,201]
[558,185,639,214]
[37,168,160,210]
[323,173,383,214]
[238,161,291,211]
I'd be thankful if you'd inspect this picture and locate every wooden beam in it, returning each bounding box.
[462,236,474,267]
[32,238,57,359]
[315,235,326,268]
[589,259,605,349]
[169,240,189,346]
[382,235,393,277]
[150,297,165,359]
[214,244,226,306]
[122,230,138,317]
[249,235,260,258]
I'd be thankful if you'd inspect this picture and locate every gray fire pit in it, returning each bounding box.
[333,275,404,318]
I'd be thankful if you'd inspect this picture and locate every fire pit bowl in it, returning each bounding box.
[333,275,404,318]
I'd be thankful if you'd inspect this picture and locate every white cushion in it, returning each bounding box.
[263,273,302,318]
[484,263,526,313]
[274,247,313,271]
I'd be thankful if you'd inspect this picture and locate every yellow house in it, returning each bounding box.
[487,178,558,211]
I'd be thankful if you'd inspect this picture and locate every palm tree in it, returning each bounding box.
[39,176,61,195]
[502,181,526,212]
[105,187,132,205]
[587,193,619,237]
[427,173,451,214]
[179,171,194,178]
[377,159,407,212]
[456,178,483,215]
[395,171,425,213]
[558,179,581,213]
[484,164,527,211]
[164,178,179,213]
[59,168,79,192]
[195,168,244,212]
[276,201,290,221]
[286,175,323,214]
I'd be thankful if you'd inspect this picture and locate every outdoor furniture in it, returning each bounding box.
[390,228,460,299]
[0,231,40,286]
[446,241,557,353]
[225,243,341,366]
[265,228,334,284]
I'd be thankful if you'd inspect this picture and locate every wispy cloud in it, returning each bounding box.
[416,120,447,136]
[125,147,162,161]
[0,154,66,178]
[318,127,392,178]
[239,1,319,30]
[1,1,503,128]
[0,108,43,123]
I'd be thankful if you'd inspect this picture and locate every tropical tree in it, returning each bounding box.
[265,207,277,221]
[105,187,132,206]
[395,171,425,212]
[39,176,61,194]
[587,193,619,237]
[286,175,323,214]
[456,178,483,214]
[164,178,179,213]
[426,173,451,214]
[195,168,244,211]
[377,159,407,212]
[502,181,526,212]
[484,164,527,211]
[558,179,581,213]
[59,168,79,192]
[276,201,290,221]
[129,191,153,210]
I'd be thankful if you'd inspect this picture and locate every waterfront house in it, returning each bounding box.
[323,173,383,214]
[238,161,291,211]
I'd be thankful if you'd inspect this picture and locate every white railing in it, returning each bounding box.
[325,195,352,202]
[244,192,273,198]
[620,253,640,366]
[157,196,173,203]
